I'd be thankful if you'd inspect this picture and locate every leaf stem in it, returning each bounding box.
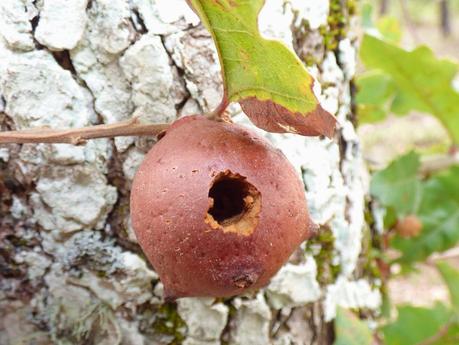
[205,97,231,121]
[0,117,169,145]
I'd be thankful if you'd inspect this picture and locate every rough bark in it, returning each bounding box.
[0,1,381,344]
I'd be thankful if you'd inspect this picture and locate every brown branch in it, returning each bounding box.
[420,152,459,176]
[0,117,169,145]
[427,247,459,265]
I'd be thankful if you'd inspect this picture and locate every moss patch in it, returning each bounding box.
[140,302,186,344]
[320,0,354,51]
[305,226,341,285]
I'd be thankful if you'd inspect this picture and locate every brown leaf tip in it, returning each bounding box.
[239,97,336,138]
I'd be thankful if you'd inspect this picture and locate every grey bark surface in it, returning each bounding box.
[0,1,380,344]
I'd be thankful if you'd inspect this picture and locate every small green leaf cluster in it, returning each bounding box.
[334,262,459,345]
[356,11,459,142]
[382,262,459,345]
[334,307,373,345]
[370,151,459,265]
[367,152,459,342]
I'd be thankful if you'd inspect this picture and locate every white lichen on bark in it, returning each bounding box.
[230,293,272,345]
[177,298,229,344]
[0,0,36,51]
[289,0,330,30]
[324,277,382,321]
[266,259,321,309]
[35,0,89,50]
[120,33,185,123]
[0,0,380,344]
[1,50,96,129]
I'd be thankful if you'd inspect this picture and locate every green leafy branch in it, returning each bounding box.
[370,151,459,266]
[334,262,459,345]
[383,262,459,345]
[357,19,459,143]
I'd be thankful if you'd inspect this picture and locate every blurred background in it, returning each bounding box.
[358,0,459,310]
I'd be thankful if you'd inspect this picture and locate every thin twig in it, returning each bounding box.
[420,152,459,176]
[427,247,459,264]
[0,95,232,145]
[0,117,169,145]
[205,97,231,121]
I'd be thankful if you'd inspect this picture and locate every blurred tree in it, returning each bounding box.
[440,0,452,37]
[380,0,390,15]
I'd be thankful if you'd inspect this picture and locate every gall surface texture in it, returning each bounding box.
[131,116,314,299]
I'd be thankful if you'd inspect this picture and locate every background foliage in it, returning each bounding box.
[335,1,459,344]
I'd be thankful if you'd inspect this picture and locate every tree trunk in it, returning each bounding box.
[380,0,389,15]
[439,0,451,37]
[0,1,380,344]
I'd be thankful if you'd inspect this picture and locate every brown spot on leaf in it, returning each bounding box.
[215,0,238,7]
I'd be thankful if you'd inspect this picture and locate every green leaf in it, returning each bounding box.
[437,261,459,313]
[361,3,374,30]
[394,166,459,264]
[370,151,422,215]
[438,324,459,345]
[187,0,336,137]
[356,71,395,124]
[382,303,452,345]
[370,153,459,264]
[360,34,459,142]
[333,307,372,345]
[376,16,402,44]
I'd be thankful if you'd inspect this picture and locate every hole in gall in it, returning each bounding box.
[205,171,261,236]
